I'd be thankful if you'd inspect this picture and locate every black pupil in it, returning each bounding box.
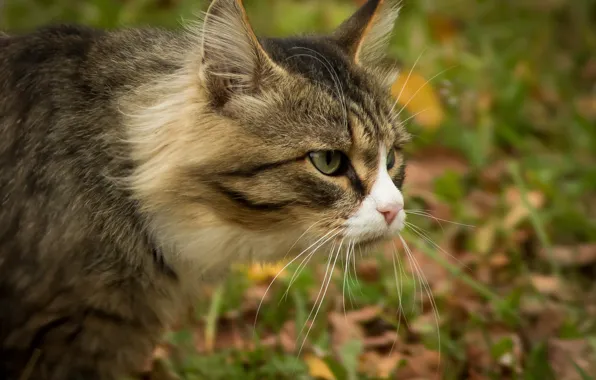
[325,151,334,165]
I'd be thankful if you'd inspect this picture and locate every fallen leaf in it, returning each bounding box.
[405,147,468,191]
[391,70,446,129]
[530,275,565,297]
[355,259,379,282]
[503,187,545,230]
[244,262,287,284]
[548,339,596,380]
[362,330,399,350]
[329,311,365,352]
[489,252,510,268]
[359,351,403,379]
[279,320,297,353]
[304,354,335,380]
[523,304,565,343]
[346,305,382,323]
[538,244,596,267]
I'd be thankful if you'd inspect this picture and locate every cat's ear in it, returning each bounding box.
[200,0,280,104]
[332,0,400,67]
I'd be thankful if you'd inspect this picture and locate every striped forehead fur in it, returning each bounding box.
[122,0,409,276]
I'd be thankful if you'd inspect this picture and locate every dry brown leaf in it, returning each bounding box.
[524,305,565,343]
[530,275,566,297]
[346,305,382,323]
[391,70,445,129]
[279,320,297,353]
[468,189,499,216]
[405,147,468,191]
[503,187,545,230]
[362,331,399,350]
[304,354,335,380]
[538,244,596,267]
[395,345,442,378]
[489,252,510,268]
[329,311,365,352]
[359,351,403,379]
[355,259,379,282]
[548,339,596,380]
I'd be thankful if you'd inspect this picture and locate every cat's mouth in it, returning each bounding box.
[333,233,390,248]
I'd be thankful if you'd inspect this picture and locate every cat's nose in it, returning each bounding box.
[377,204,402,225]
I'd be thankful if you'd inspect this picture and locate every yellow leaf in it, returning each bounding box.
[391,70,445,129]
[305,354,336,380]
[243,262,287,283]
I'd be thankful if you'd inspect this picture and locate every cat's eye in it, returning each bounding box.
[386,148,396,170]
[309,151,345,175]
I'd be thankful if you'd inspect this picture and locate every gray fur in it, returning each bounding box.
[0,1,407,378]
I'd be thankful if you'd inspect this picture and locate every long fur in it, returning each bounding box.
[0,0,407,378]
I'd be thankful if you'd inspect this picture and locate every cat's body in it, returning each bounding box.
[0,1,409,378]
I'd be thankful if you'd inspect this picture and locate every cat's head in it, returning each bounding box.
[130,0,409,262]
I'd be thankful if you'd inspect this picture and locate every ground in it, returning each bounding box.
[3,0,596,379]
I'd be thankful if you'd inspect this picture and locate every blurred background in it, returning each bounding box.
[3,0,596,379]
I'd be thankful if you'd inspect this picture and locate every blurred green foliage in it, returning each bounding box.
[3,0,596,378]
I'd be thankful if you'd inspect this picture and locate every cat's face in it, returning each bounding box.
[192,0,408,250]
[129,0,408,264]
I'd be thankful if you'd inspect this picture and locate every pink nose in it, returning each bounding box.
[377,204,401,225]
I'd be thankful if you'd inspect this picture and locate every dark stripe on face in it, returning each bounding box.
[346,166,365,197]
[291,172,343,208]
[348,103,378,140]
[214,183,293,211]
[220,155,305,177]
[393,162,406,189]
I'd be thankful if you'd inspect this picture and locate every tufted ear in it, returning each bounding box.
[200,0,280,105]
[332,0,400,68]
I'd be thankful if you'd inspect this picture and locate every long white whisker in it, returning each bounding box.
[399,235,441,367]
[282,221,322,260]
[298,238,343,354]
[406,210,475,228]
[392,66,456,122]
[342,240,351,318]
[254,227,339,327]
[405,221,469,271]
[282,230,341,301]
[389,48,427,116]
[390,240,405,355]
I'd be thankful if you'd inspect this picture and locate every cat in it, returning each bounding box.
[0,0,410,378]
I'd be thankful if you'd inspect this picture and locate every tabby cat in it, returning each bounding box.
[0,0,410,378]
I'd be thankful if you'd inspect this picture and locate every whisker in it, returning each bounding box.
[406,210,476,228]
[282,220,322,260]
[405,221,469,271]
[254,227,339,328]
[390,240,406,355]
[298,238,343,355]
[391,66,457,123]
[389,48,428,116]
[282,230,341,301]
[342,240,351,318]
[399,235,442,367]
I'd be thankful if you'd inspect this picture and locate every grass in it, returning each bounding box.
[3,0,596,378]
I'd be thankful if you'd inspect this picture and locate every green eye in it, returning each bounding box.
[309,150,345,175]
[386,148,396,170]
